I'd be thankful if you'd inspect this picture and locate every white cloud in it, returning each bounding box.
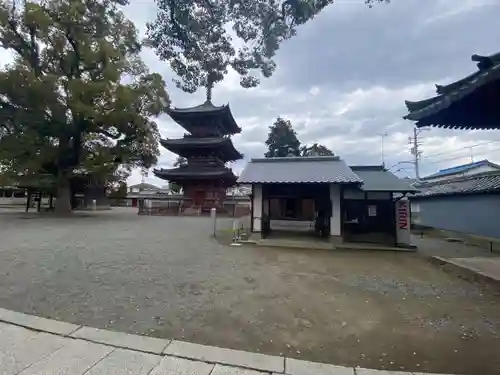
[422,0,496,26]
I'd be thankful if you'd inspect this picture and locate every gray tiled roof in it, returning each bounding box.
[170,101,227,113]
[168,100,241,135]
[238,156,362,184]
[413,171,500,198]
[350,166,418,192]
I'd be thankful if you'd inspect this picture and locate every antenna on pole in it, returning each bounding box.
[379,132,388,167]
[469,146,474,163]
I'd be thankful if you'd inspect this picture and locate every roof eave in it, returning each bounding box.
[403,52,500,128]
[168,104,241,135]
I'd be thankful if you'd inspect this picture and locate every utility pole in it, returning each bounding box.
[140,168,148,184]
[409,127,424,181]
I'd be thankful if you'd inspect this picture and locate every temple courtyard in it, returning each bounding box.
[0,208,499,375]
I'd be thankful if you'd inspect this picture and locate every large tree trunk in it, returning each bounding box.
[54,173,72,214]
[54,134,73,215]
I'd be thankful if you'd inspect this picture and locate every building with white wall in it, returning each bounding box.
[0,186,26,206]
[128,183,161,194]
[238,156,416,246]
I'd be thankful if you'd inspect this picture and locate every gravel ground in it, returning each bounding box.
[0,208,499,374]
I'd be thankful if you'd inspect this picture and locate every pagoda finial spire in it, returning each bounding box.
[205,72,215,103]
[205,81,213,104]
[206,84,212,103]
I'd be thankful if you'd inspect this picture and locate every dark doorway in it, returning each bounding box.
[194,190,205,206]
[342,196,396,244]
[262,183,331,239]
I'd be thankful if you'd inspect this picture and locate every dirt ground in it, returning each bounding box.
[0,209,499,374]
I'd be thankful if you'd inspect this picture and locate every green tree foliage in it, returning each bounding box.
[0,0,170,213]
[146,0,388,97]
[169,156,186,192]
[106,166,130,194]
[169,182,182,194]
[265,117,301,157]
[173,156,188,167]
[300,143,334,156]
[265,118,334,158]
[108,181,127,199]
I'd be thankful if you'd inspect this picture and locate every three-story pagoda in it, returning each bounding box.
[153,100,243,212]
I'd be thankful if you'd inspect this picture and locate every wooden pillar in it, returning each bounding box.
[261,185,265,238]
[250,187,254,232]
[37,191,41,212]
[391,192,397,246]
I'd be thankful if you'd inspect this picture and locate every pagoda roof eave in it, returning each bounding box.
[159,137,243,161]
[403,52,500,130]
[168,101,242,135]
[153,167,237,181]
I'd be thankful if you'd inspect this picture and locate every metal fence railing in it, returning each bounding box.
[137,198,250,218]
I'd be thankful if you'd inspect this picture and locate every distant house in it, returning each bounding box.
[128,183,160,194]
[125,183,160,207]
[420,160,500,183]
[0,185,26,207]
[227,185,251,197]
[410,170,500,238]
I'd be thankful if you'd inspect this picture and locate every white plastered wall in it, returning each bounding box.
[329,184,341,236]
[252,184,262,232]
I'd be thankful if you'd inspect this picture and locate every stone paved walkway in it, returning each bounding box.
[0,308,452,375]
[432,256,500,284]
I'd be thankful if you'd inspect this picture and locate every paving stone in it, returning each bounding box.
[286,358,355,375]
[211,364,268,375]
[71,326,170,354]
[164,340,284,373]
[0,308,80,336]
[84,348,162,375]
[17,338,114,375]
[0,332,67,375]
[150,356,214,375]
[0,322,38,351]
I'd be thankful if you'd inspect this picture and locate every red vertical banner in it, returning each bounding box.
[397,200,409,229]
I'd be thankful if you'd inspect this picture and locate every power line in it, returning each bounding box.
[422,148,500,165]
[421,139,500,161]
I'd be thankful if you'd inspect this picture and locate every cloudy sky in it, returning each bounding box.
[3,0,500,186]
[129,0,500,186]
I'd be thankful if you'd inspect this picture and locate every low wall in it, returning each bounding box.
[411,194,500,239]
[0,197,25,206]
